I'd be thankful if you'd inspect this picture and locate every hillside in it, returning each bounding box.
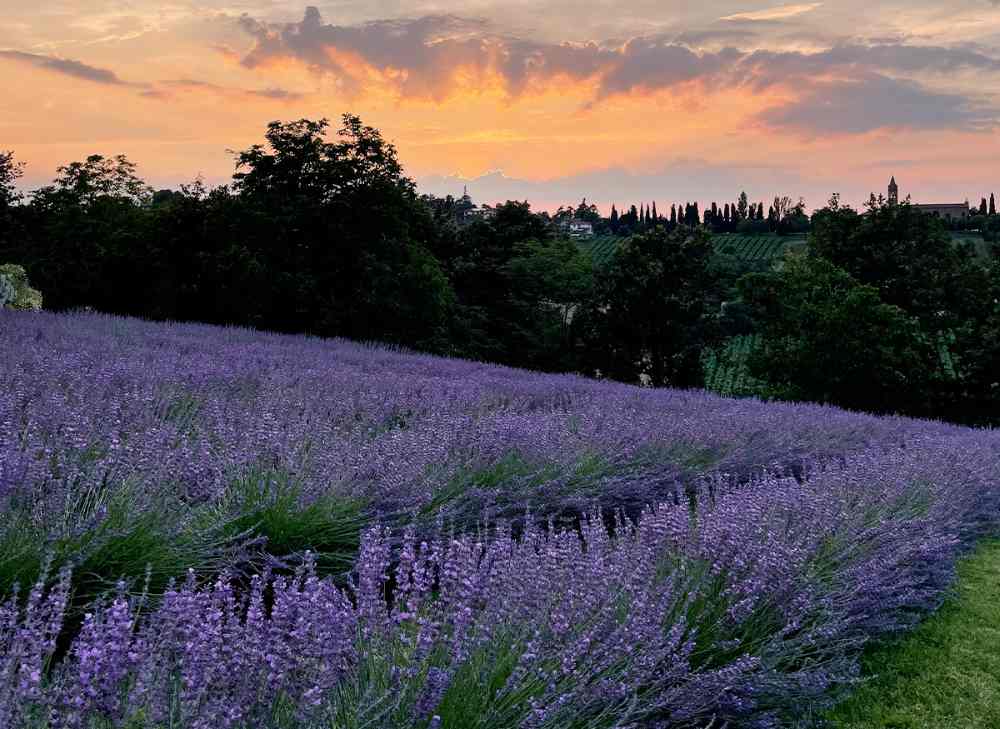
[2,310,999,728]
[578,232,806,267]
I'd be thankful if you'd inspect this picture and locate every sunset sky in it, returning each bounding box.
[4,0,1000,212]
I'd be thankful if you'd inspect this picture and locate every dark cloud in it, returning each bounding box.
[738,43,1000,88]
[141,78,304,102]
[758,73,998,134]
[669,28,760,46]
[234,7,711,98]
[237,10,503,97]
[0,49,129,84]
[232,7,1000,133]
[595,40,741,97]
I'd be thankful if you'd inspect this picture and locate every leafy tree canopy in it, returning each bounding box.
[578,225,723,387]
[739,254,936,415]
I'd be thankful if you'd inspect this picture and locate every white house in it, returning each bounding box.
[567,219,594,238]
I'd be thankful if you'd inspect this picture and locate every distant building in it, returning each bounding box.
[565,219,594,238]
[888,177,969,220]
[455,186,495,223]
[465,205,496,221]
[912,203,970,220]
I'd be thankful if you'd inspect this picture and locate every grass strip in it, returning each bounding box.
[827,540,1000,729]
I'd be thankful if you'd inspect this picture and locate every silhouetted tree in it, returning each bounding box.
[739,254,937,415]
[578,226,722,387]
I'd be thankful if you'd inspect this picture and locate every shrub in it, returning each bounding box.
[0,264,43,310]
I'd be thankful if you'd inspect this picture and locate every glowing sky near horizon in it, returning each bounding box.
[3,0,1000,212]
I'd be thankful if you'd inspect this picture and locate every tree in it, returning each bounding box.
[0,151,26,266]
[991,193,996,217]
[23,153,152,312]
[503,237,594,370]
[574,198,601,224]
[980,197,988,216]
[739,255,936,415]
[447,199,561,361]
[802,194,995,422]
[577,225,722,387]
[809,195,989,330]
[737,191,749,221]
[47,154,153,207]
[0,151,24,209]
[227,115,453,347]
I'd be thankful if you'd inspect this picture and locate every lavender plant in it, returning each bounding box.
[1,310,998,727]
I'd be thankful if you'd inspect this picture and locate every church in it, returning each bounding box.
[888,177,969,220]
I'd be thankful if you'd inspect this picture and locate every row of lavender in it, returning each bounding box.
[1,311,999,727]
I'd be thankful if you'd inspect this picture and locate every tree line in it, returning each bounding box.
[1,116,998,425]
[544,191,809,237]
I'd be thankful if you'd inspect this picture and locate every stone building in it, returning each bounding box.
[888,177,969,220]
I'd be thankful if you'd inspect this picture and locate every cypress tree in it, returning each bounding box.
[692,201,700,226]
[652,201,658,222]
[670,204,677,224]
[980,197,988,216]
[991,193,996,216]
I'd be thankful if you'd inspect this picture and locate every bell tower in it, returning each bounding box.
[888,176,898,205]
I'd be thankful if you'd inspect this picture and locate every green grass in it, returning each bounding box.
[826,540,1000,729]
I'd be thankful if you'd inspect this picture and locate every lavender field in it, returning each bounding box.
[2,310,999,728]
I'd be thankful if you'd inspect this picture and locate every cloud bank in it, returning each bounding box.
[0,50,130,84]
[230,7,1000,134]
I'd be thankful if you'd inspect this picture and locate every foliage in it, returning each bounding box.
[809,195,990,329]
[793,195,995,422]
[444,200,592,368]
[577,225,723,387]
[0,274,13,309]
[738,255,937,414]
[0,264,42,310]
[47,154,153,207]
[0,150,25,208]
